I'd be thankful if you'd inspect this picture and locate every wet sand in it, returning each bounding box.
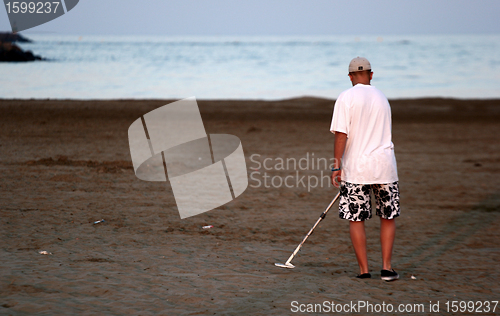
[0,98,499,315]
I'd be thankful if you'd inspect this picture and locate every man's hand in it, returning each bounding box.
[331,169,342,188]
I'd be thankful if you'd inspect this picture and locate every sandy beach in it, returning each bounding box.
[1,97,499,315]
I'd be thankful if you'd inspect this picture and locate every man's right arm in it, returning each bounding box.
[331,132,347,188]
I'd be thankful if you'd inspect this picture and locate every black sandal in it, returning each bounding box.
[380,269,399,281]
[356,273,371,279]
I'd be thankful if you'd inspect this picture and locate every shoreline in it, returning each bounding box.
[1,97,499,122]
[2,96,500,101]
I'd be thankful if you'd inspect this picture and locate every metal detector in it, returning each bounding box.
[275,192,341,269]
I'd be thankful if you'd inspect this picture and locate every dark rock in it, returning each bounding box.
[0,32,32,43]
[0,32,43,62]
[0,42,43,62]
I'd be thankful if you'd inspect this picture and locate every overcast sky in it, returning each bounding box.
[1,0,500,36]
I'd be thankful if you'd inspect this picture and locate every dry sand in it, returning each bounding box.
[0,98,499,315]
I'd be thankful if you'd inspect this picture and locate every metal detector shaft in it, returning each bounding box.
[283,192,340,266]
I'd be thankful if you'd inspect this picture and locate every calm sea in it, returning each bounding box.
[1,34,499,99]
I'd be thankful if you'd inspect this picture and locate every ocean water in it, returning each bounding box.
[1,34,499,99]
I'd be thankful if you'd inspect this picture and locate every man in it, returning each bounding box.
[330,57,400,281]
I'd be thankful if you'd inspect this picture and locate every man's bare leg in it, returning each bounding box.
[349,221,369,274]
[380,218,396,270]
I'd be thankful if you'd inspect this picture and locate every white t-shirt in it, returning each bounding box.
[330,84,398,184]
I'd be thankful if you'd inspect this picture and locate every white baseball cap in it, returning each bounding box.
[349,57,371,73]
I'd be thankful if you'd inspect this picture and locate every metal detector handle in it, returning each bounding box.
[284,192,341,265]
[320,193,340,220]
